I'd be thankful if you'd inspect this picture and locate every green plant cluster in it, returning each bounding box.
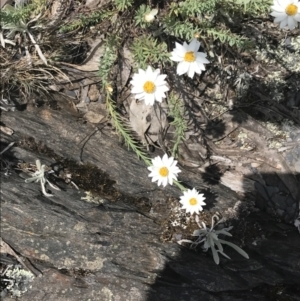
[168,92,188,158]
[59,10,115,33]
[98,36,120,88]
[113,0,134,11]
[161,0,271,48]
[134,4,154,28]
[98,0,273,164]
[98,36,151,166]
[130,36,171,70]
[106,93,152,166]
[0,0,46,25]
[234,0,273,14]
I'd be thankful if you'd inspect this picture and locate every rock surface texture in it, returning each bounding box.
[1,108,299,301]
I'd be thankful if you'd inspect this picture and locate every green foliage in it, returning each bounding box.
[134,4,153,29]
[98,36,120,88]
[206,28,252,48]
[168,92,188,158]
[113,0,134,11]
[179,214,249,265]
[0,0,46,25]
[162,0,272,48]
[162,16,200,40]
[99,35,152,166]
[234,0,273,14]
[106,94,152,166]
[177,0,218,17]
[130,35,171,70]
[59,10,115,33]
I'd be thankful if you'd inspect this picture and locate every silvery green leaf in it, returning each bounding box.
[25,175,41,183]
[211,245,220,264]
[215,239,224,253]
[210,232,219,240]
[193,229,207,236]
[177,239,193,245]
[218,250,231,260]
[36,160,41,171]
[46,179,60,191]
[215,229,232,237]
[209,235,215,248]
[41,181,53,197]
[218,239,249,259]
[203,240,210,250]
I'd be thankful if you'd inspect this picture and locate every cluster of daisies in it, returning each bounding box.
[130,39,208,215]
[130,38,209,106]
[148,154,206,215]
[129,0,299,215]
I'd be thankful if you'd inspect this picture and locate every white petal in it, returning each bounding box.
[175,42,187,53]
[192,61,201,75]
[177,61,189,75]
[161,177,168,187]
[131,86,144,94]
[138,68,146,76]
[144,93,155,106]
[171,54,184,62]
[187,63,195,78]
[270,11,286,17]
[182,41,189,50]
[196,53,210,64]
[145,66,153,74]
[288,16,296,29]
[155,94,163,103]
[274,15,288,22]
[135,92,146,100]
[280,17,289,27]
[157,85,169,93]
[197,62,206,71]
[188,38,200,52]
[154,91,166,101]
[271,4,285,12]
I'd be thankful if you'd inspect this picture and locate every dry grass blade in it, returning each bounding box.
[27,30,47,65]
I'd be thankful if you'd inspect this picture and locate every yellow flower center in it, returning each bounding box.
[285,4,298,16]
[189,198,197,206]
[184,51,195,62]
[159,167,169,177]
[143,81,156,93]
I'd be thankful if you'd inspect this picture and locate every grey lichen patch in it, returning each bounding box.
[100,287,113,301]
[208,103,228,117]
[255,36,300,102]
[1,265,34,298]
[81,191,108,205]
[290,36,300,51]
[73,221,87,233]
[84,258,106,271]
[264,119,294,149]
[237,131,255,151]
[255,37,300,72]
[234,71,253,99]
[265,72,286,103]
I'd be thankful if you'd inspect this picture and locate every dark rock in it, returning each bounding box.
[1,108,299,301]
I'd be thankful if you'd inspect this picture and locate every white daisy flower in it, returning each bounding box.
[170,38,210,79]
[270,0,300,30]
[148,154,181,187]
[130,66,169,106]
[179,188,206,215]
